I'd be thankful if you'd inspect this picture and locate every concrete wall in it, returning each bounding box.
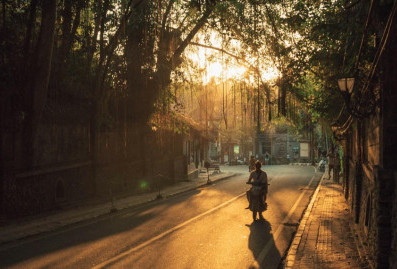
[2,121,192,218]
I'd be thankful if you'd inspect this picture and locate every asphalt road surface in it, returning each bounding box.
[0,165,321,269]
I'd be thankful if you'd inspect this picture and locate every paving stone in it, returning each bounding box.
[284,171,368,268]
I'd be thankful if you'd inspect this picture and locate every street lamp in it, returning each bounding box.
[338,78,355,93]
[338,77,356,115]
[337,76,377,118]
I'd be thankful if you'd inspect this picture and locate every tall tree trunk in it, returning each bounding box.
[86,0,101,72]
[22,0,39,60]
[277,77,287,117]
[23,0,57,168]
[262,83,271,122]
[20,0,39,101]
[90,0,111,194]
[55,0,83,81]
[1,0,6,65]
[281,83,287,116]
[60,0,73,59]
[125,7,146,124]
[277,83,281,117]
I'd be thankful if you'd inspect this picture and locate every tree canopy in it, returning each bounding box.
[1,0,392,143]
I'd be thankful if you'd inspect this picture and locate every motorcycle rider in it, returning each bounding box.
[246,161,268,221]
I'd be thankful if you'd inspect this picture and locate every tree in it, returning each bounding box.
[125,0,218,126]
[22,0,57,167]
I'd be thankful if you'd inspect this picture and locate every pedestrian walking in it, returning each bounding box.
[334,150,341,183]
[327,149,335,180]
[264,152,270,165]
[248,155,255,172]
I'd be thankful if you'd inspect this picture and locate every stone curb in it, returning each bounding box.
[0,172,237,247]
[288,163,313,166]
[284,172,325,268]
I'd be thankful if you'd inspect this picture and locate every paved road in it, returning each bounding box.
[0,165,320,269]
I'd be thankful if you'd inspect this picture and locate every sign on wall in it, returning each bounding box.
[234,145,239,154]
[300,142,309,158]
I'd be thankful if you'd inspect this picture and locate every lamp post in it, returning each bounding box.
[338,78,355,94]
[338,77,355,115]
[338,77,362,220]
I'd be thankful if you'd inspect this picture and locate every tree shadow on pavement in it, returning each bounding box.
[0,189,202,268]
[246,218,282,269]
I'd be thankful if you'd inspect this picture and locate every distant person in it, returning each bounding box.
[327,149,335,179]
[334,150,341,183]
[249,156,256,172]
[264,152,270,165]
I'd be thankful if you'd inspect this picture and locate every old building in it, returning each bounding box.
[332,11,397,268]
[254,129,311,165]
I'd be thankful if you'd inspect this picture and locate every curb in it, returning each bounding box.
[288,163,314,166]
[284,172,325,268]
[0,172,237,247]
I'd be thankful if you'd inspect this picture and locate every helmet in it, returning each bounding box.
[255,160,262,169]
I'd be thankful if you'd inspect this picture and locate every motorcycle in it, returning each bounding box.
[246,181,269,220]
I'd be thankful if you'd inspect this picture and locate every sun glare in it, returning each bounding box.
[187,31,280,85]
[261,67,279,82]
[204,61,247,84]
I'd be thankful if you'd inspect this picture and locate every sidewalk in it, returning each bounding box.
[0,170,236,246]
[285,169,370,268]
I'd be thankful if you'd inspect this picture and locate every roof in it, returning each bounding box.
[175,113,217,141]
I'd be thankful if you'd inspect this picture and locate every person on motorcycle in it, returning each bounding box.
[246,161,268,221]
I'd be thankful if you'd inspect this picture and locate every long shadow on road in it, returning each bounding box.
[0,189,202,268]
[246,218,281,269]
[0,167,316,268]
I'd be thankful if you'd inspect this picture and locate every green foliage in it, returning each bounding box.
[1,0,384,141]
[269,116,297,135]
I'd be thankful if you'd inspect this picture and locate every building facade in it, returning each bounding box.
[332,15,397,268]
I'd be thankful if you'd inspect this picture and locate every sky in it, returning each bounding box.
[185,31,280,85]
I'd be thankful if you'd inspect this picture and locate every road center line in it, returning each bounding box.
[92,191,247,269]
[250,174,317,269]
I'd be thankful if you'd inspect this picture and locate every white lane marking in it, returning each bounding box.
[250,174,317,269]
[92,192,247,269]
[94,172,315,269]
